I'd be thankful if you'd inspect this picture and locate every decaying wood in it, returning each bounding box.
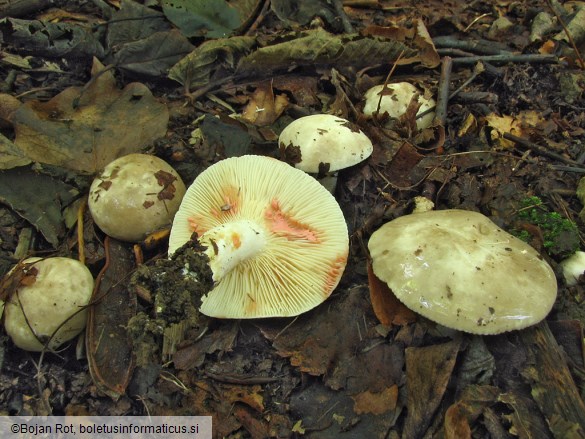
[519,322,585,437]
[86,237,137,400]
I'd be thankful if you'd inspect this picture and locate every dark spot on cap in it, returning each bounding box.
[98,180,112,191]
[155,170,179,201]
[317,162,331,178]
[279,143,302,166]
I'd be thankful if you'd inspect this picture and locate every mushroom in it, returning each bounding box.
[2,257,94,351]
[560,250,585,286]
[88,153,186,242]
[168,155,349,318]
[368,209,557,334]
[363,82,435,131]
[278,114,373,191]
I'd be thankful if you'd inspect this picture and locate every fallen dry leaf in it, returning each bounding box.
[11,58,168,174]
[483,110,552,149]
[404,339,462,438]
[367,260,417,327]
[241,81,289,126]
[352,385,398,415]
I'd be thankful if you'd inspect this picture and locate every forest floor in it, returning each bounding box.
[1,0,585,438]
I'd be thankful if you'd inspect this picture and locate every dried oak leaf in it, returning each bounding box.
[12,58,168,174]
[367,260,416,327]
[241,81,289,126]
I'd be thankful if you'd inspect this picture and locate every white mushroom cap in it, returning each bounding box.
[168,155,349,319]
[278,114,373,173]
[368,209,557,334]
[363,82,436,131]
[560,250,585,286]
[3,257,94,351]
[89,153,186,242]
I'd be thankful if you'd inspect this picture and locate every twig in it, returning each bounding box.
[77,197,87,265]
[452,91,498,104]
[372,50,406,117]
[550,165,585,173]
[463,13,491,33]
[419,61,484,121]
[503,133,582,166]
[432,36,511,55]
[433,56,452,127]
[244,0,271,36]
[204,371,280,385]
[452,54,558,65]
[545,0,585,70]
[332,0,354,33]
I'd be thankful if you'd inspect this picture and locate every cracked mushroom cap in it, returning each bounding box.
[368,209,557,334]
[89,153,186,242]
[278,114,373,173]
[168,155,349,319]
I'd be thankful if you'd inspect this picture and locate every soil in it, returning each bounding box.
[1,0,585,437]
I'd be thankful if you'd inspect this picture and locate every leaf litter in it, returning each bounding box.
[1,0,585,437]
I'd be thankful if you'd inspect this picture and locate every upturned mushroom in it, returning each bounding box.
[278,114,373,191]
[88,153,186,242]
[2,257,94,351]
[368,209,557,334]
[363,82,435,131]
[168,155,349,319]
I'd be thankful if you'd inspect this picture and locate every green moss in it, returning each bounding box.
[514,196,579,258]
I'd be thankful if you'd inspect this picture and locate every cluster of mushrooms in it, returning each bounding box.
[1,81,569,352]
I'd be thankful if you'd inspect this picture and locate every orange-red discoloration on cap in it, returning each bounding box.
[265,199,320,243]
[188,216,206,234]
[232,232,241,249]
[324,254,348,295]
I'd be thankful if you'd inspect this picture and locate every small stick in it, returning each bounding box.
[452,54,558,65]
[418,63,488,120]
[503,132,582,166]
[545,0,585,70]
[244,0,271,36]
[550,165,585,173]
[433,56,452,127]
[432,36,511,55]
[452,91,499,104]
[373,50,406,116]
[76,197,87,265]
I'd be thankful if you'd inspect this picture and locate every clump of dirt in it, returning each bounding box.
[127,240,213,367]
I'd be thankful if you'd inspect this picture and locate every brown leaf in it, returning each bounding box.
[362,19,440,68]
[241,80,289,126]
[403,339,462,438]
[352,385,398,415]
[444,386,501,439]
[0,260,38,302]
[12,58,168,174]
[367,260,416,327]
[444,402,472,439]
[384,142,424,188]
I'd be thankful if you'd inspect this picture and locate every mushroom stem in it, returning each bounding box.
[200,219,267,282]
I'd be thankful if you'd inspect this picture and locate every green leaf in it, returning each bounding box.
[168,35,256,88]
[162,0,241,38]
